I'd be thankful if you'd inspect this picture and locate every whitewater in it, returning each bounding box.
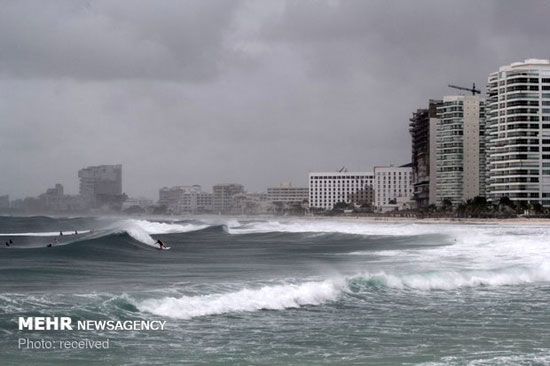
[0,215,549,364]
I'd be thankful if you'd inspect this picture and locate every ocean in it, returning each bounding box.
[0,215,549,365]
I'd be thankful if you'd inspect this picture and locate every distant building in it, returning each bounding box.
[374,165,413,210]
[38,183,64,211]
[78,165,122,206]
[0,195,9,210]
[122,197,154,211]
[213,184,245,214]
[10,184,87,213]
[436,95,485,205]
[309,172,374,210]
[247,192,269,202]
[159,186,186,207]
[486,59,550,206]
[158,185,212,214]
[267,183,309,204]
[410,100,441,208]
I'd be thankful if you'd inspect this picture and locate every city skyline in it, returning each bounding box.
[1,1,549,199]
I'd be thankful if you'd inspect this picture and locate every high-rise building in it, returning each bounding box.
[435,95,485,205]
[410,100,441,208]
[309,172,374,210]
[486,59,550,206]
[78,165,122,205]
[212,184,245,214]
[374,165,413,209]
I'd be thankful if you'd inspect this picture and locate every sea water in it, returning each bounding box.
[0,215,549,365]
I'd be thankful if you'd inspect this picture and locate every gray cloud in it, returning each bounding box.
[0,0,549,199]
[0,0,239,81]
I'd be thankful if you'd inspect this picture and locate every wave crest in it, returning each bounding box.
[351,263,550,291]
[137,279,344,319]
[111,219,209,246]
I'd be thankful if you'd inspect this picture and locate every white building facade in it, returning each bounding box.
[374,166,413,209]
[486,59,550,206]
[435,95,485,205]
[309,172,374,210]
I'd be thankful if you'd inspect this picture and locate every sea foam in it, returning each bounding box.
[352,262,550,291]
[137,279,344,319]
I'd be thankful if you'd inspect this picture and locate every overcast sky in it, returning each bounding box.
[1,0,549,199]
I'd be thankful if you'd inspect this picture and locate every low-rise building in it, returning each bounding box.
[213,184,245,214]
[267,183,309,204]
[309,172,374,210]
[158,185,212,214]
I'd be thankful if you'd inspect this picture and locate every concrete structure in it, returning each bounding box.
[38,183,64,210]
[122,197,154,211]
[267,183,309,204]
[435,95,485,205]
[309,172,374,210]
[0,195,9,210]
[410,100,441,208]
[374,165,413,209]
[213,184,245,214]
[158,185,212,214]
[78,165,122,205]
[486,59,550,206]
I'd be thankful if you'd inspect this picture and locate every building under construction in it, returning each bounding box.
[409,99,441,208]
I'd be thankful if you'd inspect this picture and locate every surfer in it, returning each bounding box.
[9,239,13,244]
[156,239,166,250]
[47,243,52,248]
[5,241,9,247]
[74,230,78,235]
[59,231,63,236]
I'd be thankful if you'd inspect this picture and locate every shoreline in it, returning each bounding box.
[309,214,550,226]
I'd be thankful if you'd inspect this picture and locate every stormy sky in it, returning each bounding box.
[1,0,548,199]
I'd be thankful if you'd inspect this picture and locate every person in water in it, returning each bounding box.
[74,230,78,235]
[59,231,63,236]
[47,243,52,247]
[9,239,13,244]
[5,242,9,247]
[156,239,166,249]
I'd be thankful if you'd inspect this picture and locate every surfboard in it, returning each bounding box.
[156,246,171,250]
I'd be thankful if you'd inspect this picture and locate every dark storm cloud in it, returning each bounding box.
[0,0,548,199]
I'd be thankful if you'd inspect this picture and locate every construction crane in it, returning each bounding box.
[448,82,481,95]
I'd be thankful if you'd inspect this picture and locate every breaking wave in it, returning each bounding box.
[351,263,550,291]
[111,219,208,246]
[137,279,345,319]
[137,263,550,319]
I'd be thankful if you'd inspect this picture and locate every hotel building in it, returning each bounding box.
[309,172,374,210]
[486,59,550,206]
